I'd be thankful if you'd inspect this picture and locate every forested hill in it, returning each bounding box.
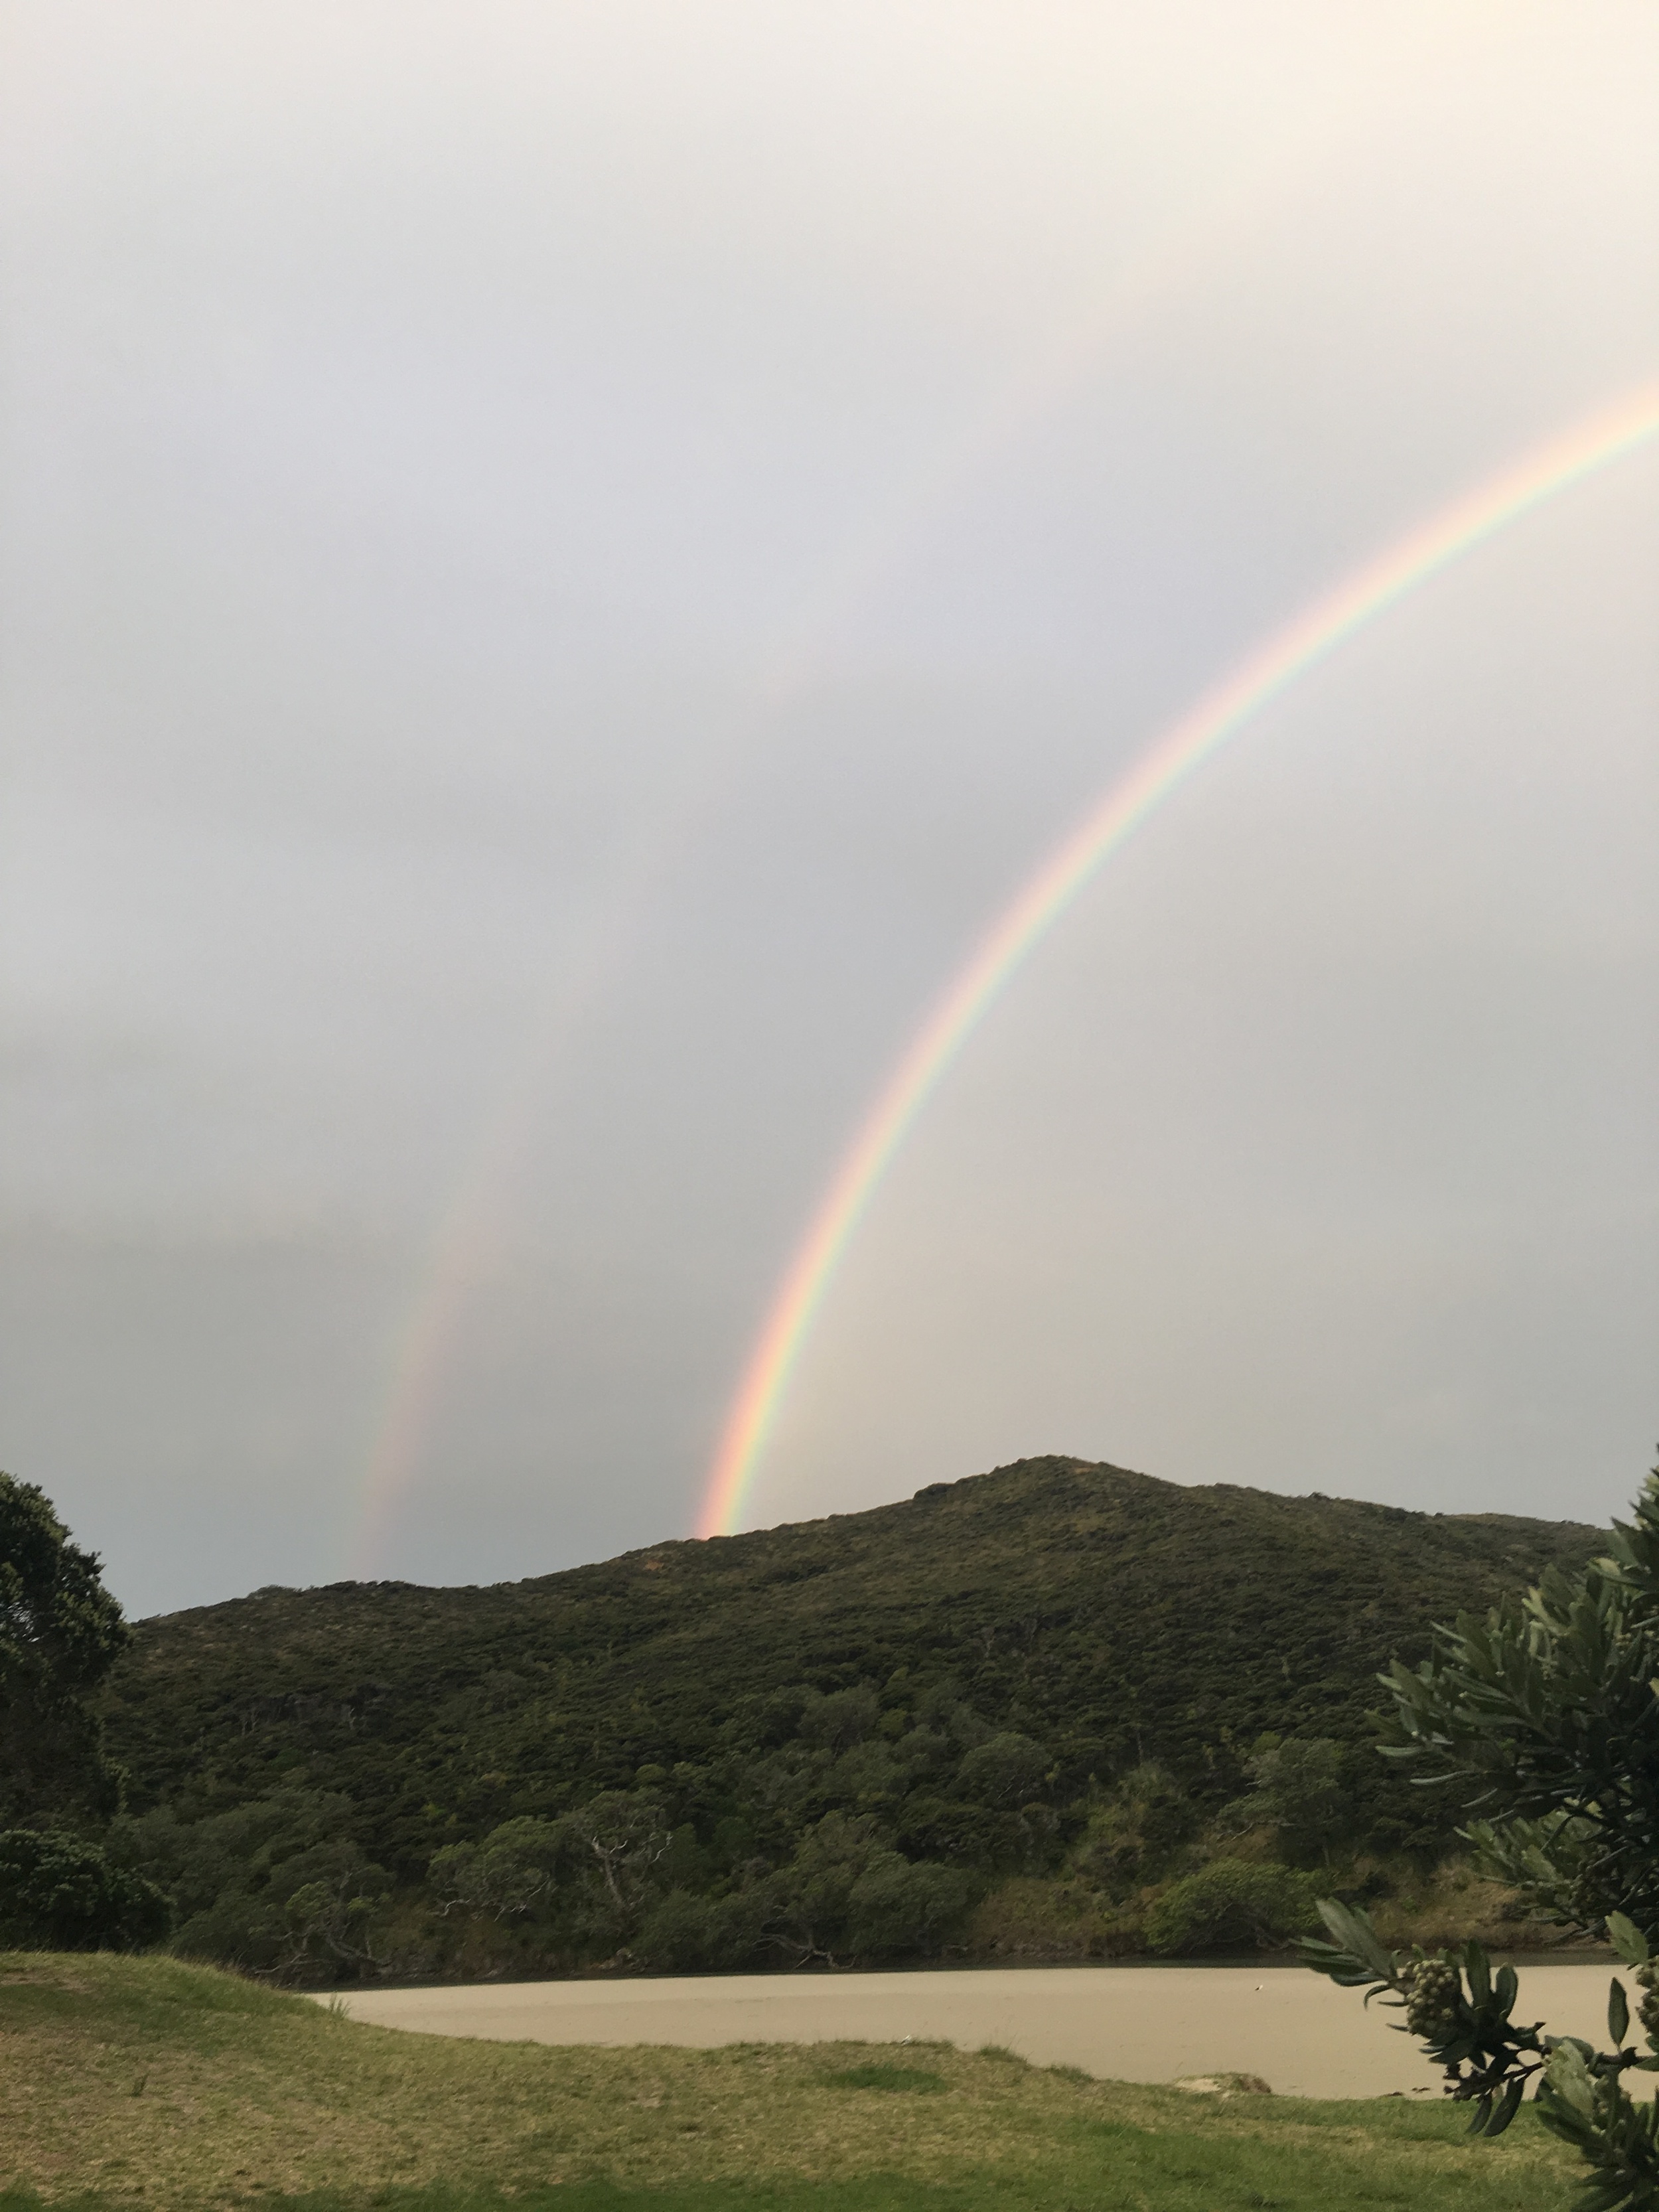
[106,1455,1599,1894]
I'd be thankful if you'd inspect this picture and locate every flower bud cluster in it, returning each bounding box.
[1399,1956,1462,2042]
[1634,1960,1659,2047]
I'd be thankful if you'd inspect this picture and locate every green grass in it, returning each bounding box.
[0,1952,1581,2211]
[817,2064,947,2093]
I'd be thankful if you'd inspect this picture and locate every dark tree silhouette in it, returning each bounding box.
[0,1471,131,1828]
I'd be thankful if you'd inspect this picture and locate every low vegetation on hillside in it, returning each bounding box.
[90,1457,1598,1980]
[0,1950,1580,2211]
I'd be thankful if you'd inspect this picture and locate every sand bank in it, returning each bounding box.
[331,1961,1621,2099]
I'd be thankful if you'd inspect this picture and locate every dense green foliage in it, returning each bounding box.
[1142,1857,1316,1954]
[0,1828,171,1950]
[0,1470,165,1956]
[96,1456,1599,1979]
[1379,1466,1659,1941]
[0,1470,129,1826]
[1306,1467,1659,2209]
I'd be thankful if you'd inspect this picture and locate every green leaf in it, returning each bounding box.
[1464,1939,1491,2007]
[1545,2038,1597,2119]
[1465,2092,1492,2136]
[1313,1897,1394,1982]
[1494,1962,1518,2020]
[1533,2091,1596,2150]
[1577,2181,1644,2212]
[1607,1911,1650,1966]
[1609,1976,1630,2046]
[1484,2076,1527,2138]
[1299,1931,1390,1990]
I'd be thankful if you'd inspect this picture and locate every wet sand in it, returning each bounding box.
[331,1962,1619,2099]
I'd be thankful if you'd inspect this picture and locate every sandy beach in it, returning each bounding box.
[332,1961,1621,2099]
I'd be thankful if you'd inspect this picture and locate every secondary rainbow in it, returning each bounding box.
[695,381,1659,1540]
[340,177,1343,1574]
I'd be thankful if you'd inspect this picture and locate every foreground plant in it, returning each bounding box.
[1307,1465,1659,2209]
[1307,1899,1659,2202]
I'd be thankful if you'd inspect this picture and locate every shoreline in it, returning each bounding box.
[321,1942,1613,1994]
[328,1958,1628,2100]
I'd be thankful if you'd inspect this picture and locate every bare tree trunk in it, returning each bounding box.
[590,1838,627,1914]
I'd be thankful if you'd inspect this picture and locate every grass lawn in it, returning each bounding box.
[0,1953,1581,2211]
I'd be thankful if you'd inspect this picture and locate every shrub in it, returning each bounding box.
[957,1733,1049,1806]
[0,1828,171,1950]
[1070,1763,1197,1895]
[1228,1736,1349,1864]
[1144,1858,1315,1954]
[428,1816,561,1919]
[797,1687,881,1752]
[846,1854,972,1958]
[169,1890,288,1969]
[965,1874,1123,1959]
[636,1887,719,1970]
[894,1795,1012,1868]
[760,1810,879,1960]
[163,1823,391,1981]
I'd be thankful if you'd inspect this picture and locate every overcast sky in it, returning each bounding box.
[2,2,1656,1617]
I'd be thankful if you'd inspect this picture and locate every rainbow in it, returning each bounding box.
[340,163,1332,1574]
[695,381,1659,1540]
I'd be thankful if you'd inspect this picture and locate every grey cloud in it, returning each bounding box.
[1,1,1654,1612]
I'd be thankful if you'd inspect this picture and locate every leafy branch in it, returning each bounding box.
[1309,1462,1659,2210]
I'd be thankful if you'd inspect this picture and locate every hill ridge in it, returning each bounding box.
[100,1455,1603,1979]
[154,1452,1589,1617]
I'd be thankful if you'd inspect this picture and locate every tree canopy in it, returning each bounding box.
[0,1471,130,1827]
[0,1828,170,1951]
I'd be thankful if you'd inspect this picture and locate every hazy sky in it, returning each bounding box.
[2,2,1656,1616]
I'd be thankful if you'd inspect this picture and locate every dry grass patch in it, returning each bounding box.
[0,1952,1582,2212]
